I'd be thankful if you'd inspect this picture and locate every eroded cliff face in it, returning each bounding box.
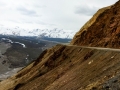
[71,1,120,48]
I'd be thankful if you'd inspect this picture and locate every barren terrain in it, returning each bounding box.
[1,0,120,90]
[0,44,120,90]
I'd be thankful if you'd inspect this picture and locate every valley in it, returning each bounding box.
[0,35,71,81]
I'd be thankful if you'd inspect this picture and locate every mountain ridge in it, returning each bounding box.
[0,25,76,39]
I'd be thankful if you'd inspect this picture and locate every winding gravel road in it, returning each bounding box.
[67,45,120,52]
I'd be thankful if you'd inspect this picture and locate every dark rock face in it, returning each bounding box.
[71,1,120,48]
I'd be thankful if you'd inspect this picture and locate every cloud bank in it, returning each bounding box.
[0,0,118,31]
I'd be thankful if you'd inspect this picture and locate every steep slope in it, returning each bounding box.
[71,1,120,48]
[1,44,120,90]
[1,1,120,90]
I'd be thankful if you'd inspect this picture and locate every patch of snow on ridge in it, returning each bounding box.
[14,42,26,48]
[1,38,26,48]
[1,38,13,43]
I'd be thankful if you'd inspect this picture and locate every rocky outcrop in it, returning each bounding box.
[71,1,120,48]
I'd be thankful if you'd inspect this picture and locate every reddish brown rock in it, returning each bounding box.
[71,1,120,48]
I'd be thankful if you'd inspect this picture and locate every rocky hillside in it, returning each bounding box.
[1,44,120,90]
[71,1,120,48]
[0,1,120,90]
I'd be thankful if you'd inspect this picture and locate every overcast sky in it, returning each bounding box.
[0,0,118,31]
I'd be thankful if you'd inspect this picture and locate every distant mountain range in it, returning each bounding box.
[0,25,77,39]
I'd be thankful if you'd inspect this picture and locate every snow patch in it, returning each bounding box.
[1,38,26,48]
[14,42,26,48]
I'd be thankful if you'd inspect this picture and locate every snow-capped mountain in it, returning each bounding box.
[0,25,77,39]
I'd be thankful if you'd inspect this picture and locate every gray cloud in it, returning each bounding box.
[17,6,39,17]
[35,21,56,26]
[8,19,21,24]
[19,19,50,25]
[0,0,117,30]
[75,5,99,16]
[34,4,46,8]
[0,1,6,6]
